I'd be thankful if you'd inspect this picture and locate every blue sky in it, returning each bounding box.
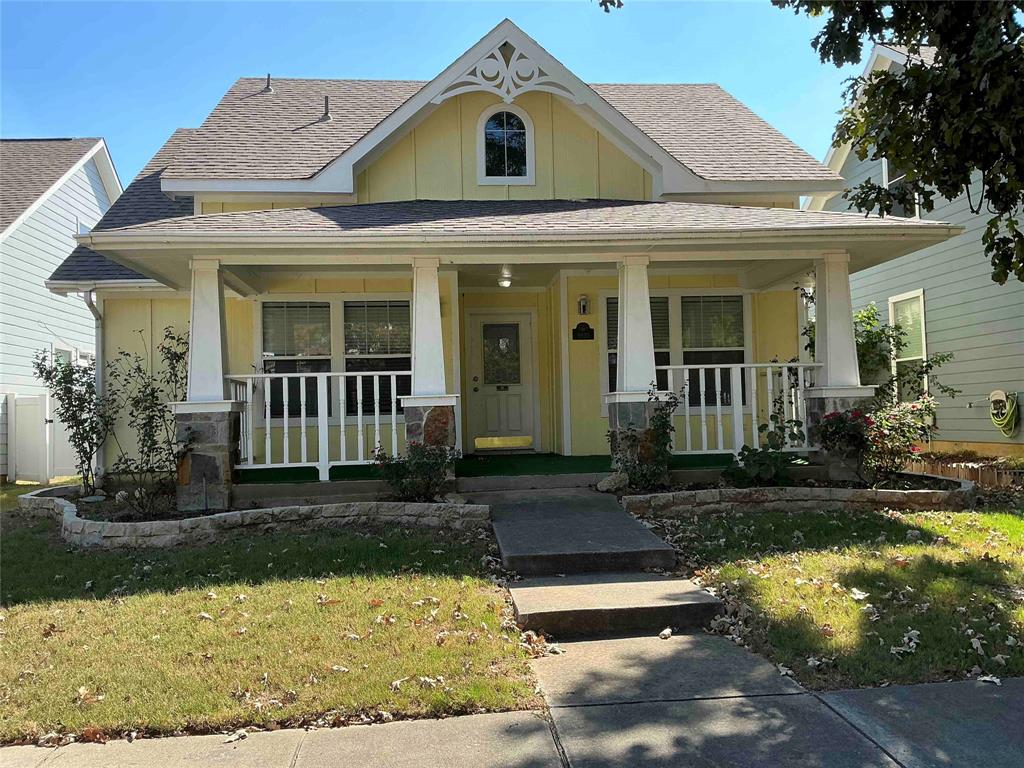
[1,1,862,183]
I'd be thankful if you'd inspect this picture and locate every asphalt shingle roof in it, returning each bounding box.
[0,138,101,232]
[90,198,943,240]
[49,129,195,283]
[163,78,840,183]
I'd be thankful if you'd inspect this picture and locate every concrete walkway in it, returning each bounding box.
[6,640,1021,767]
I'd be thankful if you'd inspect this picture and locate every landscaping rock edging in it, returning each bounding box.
[622,476,974,518]
[16,486,491,549]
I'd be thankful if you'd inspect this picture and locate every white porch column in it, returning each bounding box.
[806,252,875,451]
[813,252,860,388]
[402,258,457,447]
[410,257,446,396]
[186,258,230,402]
[614,256,658,393]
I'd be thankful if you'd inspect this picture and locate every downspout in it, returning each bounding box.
[83,290,105,485]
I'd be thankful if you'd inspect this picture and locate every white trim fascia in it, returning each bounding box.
[45,278,166,295]
[460,285,549,293]
[0,139,122,242]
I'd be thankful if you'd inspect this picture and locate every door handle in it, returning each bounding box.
[472,376,479,382]
[473,387,479,392]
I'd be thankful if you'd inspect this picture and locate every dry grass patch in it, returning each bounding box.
[0,514,538,743]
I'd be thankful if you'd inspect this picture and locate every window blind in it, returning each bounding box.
[681,296,744,349]
[262,302,331,357]
[606,297,670,350]
[343,301,411,356]
[892,297,924,359]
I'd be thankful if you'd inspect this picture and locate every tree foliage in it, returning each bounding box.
[774,1,1024,283]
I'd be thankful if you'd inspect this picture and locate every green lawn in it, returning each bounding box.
[0,513,538,743]
[643,505,1024,689]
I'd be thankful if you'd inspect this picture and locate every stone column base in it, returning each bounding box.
[400,395,459,448]
[603,392,665,471]
[804,386,875,482]
[170,401,241,513]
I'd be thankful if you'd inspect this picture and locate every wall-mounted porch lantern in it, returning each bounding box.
[577,294,590,316]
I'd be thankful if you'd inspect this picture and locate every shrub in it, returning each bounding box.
[32,352,113,495]
[374,441,460,502]
[104,327,190,515]
[607,387,678,493]
[814,397,937,486]
[723,413,807,487]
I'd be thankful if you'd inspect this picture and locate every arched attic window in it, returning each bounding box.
[477,104,535,185]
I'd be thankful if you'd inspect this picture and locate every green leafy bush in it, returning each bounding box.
[723,414,806,487]
[32,353,113,495]
[374,441,460,502]
[607,387,678,493]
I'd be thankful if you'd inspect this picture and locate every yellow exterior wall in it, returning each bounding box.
[752,291,800,363]
[356,92,651,203]
[459,290,556,452]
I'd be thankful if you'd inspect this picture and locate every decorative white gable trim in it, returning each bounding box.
[434,39,579,104]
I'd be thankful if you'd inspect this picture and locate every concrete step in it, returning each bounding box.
[511,572,721,639]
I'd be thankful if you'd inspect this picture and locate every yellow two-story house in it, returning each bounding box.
[49,20,959,510]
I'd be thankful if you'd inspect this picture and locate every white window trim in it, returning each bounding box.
[887,288,928,398]
[476,103,536,186]
[882,158,921,219]
[254,293,413,427]
[598,288,754,416]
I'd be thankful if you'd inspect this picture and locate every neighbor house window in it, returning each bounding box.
[478,105,534,185]
[606,296,670,392]
[888,290,926,401]
[680,296,746,407]
[883,159,920,219]
[343,300,412,416]
[262,302,332,417]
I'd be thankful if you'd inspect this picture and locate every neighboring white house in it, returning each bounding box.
[807,45,1024,457]
[0,138,123,481]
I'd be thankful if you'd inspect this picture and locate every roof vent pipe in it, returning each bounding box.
[262,74,274,94]
[321,95,333,122]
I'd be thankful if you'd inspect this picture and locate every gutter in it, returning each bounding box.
[82,290,105,481]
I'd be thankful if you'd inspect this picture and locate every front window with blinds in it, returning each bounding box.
[262,302,332,417]
[343,301,411,415]
[606,297,670,391]
[681,296,746,407]
[889,292,926,401]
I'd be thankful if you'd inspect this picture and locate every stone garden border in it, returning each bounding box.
[15,486,490,549]
[622,475,974,518]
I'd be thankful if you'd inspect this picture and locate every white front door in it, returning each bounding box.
[466,312,537,451]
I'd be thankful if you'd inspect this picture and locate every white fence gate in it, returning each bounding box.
[8,394,77,482]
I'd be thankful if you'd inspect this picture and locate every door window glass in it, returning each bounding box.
[482,323,521,385]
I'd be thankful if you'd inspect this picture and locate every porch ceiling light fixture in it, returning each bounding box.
[498,277,512,288]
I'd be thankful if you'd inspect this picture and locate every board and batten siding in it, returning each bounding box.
[0,157,111,475]
[825,155,1024,452]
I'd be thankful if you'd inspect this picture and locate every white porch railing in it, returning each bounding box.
[655,362,821,455]
[226,371,412,479]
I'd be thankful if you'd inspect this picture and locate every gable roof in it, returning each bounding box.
[161,19,839,193]
[48,129,195,285]
[162,78,838,185]
[0,138,112,234]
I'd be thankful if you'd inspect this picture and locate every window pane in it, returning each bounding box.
[484,130,506,177]
[504,113,525,131]
[892,296,924,359]
[504,130,527,176]
[895,359,924,402]
[681,296,744,349]
[485,114,505,131]
[344,357,411,415]
[262,302,331,357]
[344,301,411,356]
[262,358,331,417]
[483,323,521,385]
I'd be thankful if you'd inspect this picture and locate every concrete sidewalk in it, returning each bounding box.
[0,711,563,768]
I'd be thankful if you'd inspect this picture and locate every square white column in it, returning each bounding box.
[814,252,862,388]
[185,258,230,402]
[409,257,447,397]
[614,256,657,394]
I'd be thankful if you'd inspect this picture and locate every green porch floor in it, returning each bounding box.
[236,452,732,485]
